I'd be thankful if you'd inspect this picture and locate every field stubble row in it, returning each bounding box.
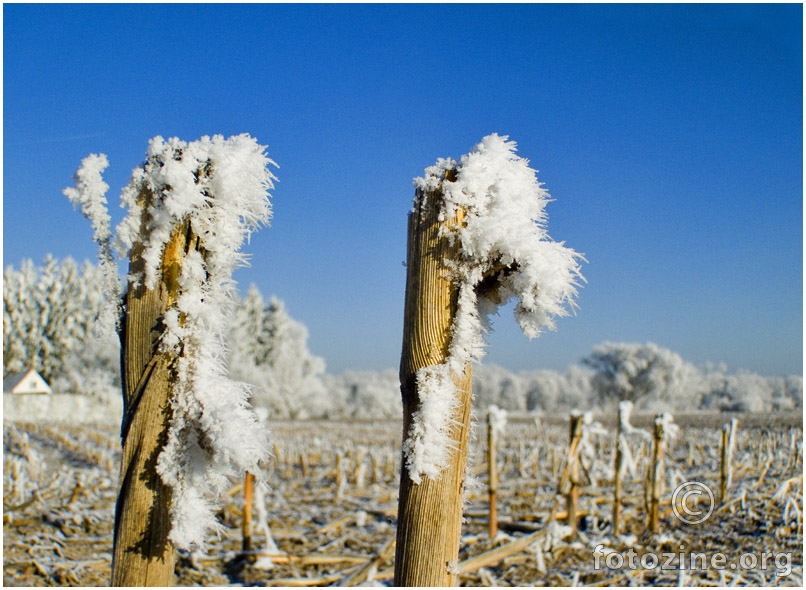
[3,413,803,586]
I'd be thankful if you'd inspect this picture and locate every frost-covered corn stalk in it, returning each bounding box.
[548,410,601,534]
[612,400,650,535]
[720,418,739,503]
[65,134,276,584]
[576,411,608,477]
[402,134,584,483]
[396,134,583,586]
[648,413,678,534]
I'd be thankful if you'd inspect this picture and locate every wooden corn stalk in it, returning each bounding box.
[243,471,255,555]
[395,170,474,586]
[487,410,499,539]
[720,419,737,504]
[111,189,196,586]
[612,404,625,536]
[395,137,580,585]
[547,412,585,531]
[648,415,664,535]
[565,413,584,534]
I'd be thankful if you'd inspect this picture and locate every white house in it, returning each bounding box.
[3,369,52,395]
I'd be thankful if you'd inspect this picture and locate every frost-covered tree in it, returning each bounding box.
[260,296,327,418]
[583,341,702,411]
[522,365,594,412]
[522,369,561,411]
[769,378,796,411]
[562,364,597,409]
[474,364,528,412]
[231,284,270,367]
[4,259,42,376]
[3,257,120,400]
[325,369,403,420]
[697,363,802,412]
[229,285,328,419]
[722,370,774,412]
[780,375,803,409]
[697,361,730,410]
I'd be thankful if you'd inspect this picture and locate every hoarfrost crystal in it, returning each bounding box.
[63,154,121,330]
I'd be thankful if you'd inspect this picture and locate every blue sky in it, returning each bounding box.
[3,3,802,376]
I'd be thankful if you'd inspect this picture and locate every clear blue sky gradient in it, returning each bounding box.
[3,3,802,376]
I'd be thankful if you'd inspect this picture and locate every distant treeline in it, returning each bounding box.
[4,258,802,418]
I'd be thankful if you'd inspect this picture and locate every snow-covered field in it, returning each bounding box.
[3,414,802,586]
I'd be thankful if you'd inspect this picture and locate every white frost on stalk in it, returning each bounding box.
[111,134,277,549]
[115,135,276,291]
[656,412,680,451]
[63,153,122,330]
[402,364,461,484]
[576,411,608,485]
[425,133,585,338]
[616,401,650,482]
[579,410,607,444]
[63,153,112,244]
[404,133,584,484]
[487,404,508,438]
[617,400,647,438]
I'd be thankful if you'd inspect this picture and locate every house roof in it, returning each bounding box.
[3,369,52,394]
[3,372,28,392]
